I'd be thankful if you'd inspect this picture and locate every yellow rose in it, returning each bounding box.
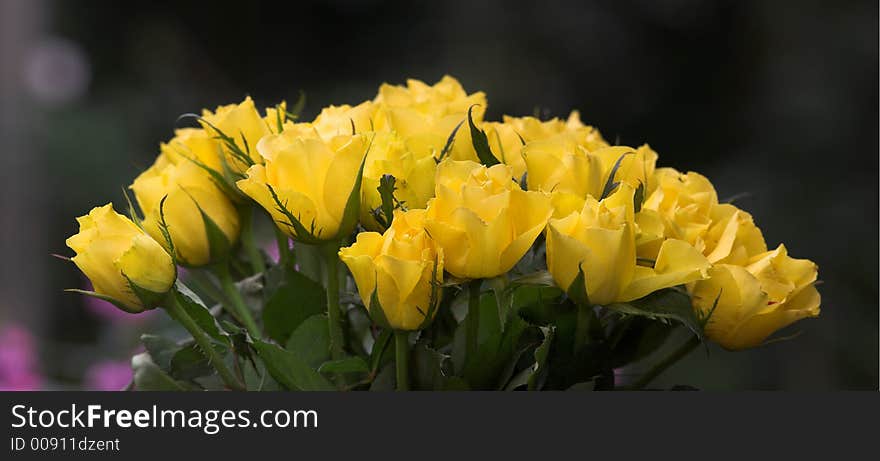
[339,209,443,330]
[237,133,368,242]
[522,134,604,217]
[546,183,709,305]
[641,167,717,249]
[200,96,271,172]
[360,131,437,231]
[593,144,658,190]
[702,203,767,265]
[484,113,608,179]
[66,204,176,312]
[312,101,379,139]
[690,245,820,350]
[131,155,240,266]
[564,110,609,149]
[376,75,485,116]
[376,75,486,162]
[160,128,223,173]
[424,160,552,279]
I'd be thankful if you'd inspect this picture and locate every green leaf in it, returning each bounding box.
[528,328,554,391]
[513,285,565,326]
[169,344,217,381]
[263,270,326,344]
[437,120,464,162]
[187,113,254,169]
[566,264,590,307]
[608,316,675,368]
[140,334,180,371]
[604,287,705,340]
[178,150,242,200]
[156,196,176,260]
[452,291,534,389]
[251,340,335,391]
[193,199,232,264]
[318,357,369,375]
[415,253,443,330]
[273,103,285,133]
[504,365,533,391]
[122,273,169,311]
[373,174,398,230]
[467,105,499,166]
[284,315,330,369]
[241,354,282,391]
[369,329,393,374]
[64,289,142,314]
[289,90,307,119]
[368,363,395,391]
[533,298,613,390]
[131,352,189,391]
[335,140,371,239]
[411,342,454,390]
[366,289,393,330]
[172,282,230,346]
[599,150,634,200]
[633,181,645,213]
[267,184,322,244]
[121,187,142,228]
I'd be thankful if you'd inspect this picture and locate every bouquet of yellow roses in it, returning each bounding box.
[63,76,821,391]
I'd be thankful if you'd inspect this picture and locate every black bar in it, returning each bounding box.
[1,392,876,459]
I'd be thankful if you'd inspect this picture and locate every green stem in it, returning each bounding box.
[627,335,700,390]
[394,330,410,391]
[320,242,345,360]
[164,291,245,391]
[239,206,264,275]
[573,304,593,354]
[216,263,261,339]
[466,279,482,361]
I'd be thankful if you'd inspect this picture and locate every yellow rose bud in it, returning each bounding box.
[200,96,271,172]
[66,204,176,312]
[522,134,604,217]
[690,245,820,350]
[130,156,240,266]
[424,160,552,279]
[642,167,718,249]
[237,133,368,241]
[546,183,710,305]
[360,131,437,231]
[339,209,444,330]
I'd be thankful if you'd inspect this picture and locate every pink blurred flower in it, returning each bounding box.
[83,360,132,391]
[264,238,298,270]
[0,324,42,391]
[264,238,291,265]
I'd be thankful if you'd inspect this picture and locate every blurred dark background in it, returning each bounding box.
[0,0,876,390]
